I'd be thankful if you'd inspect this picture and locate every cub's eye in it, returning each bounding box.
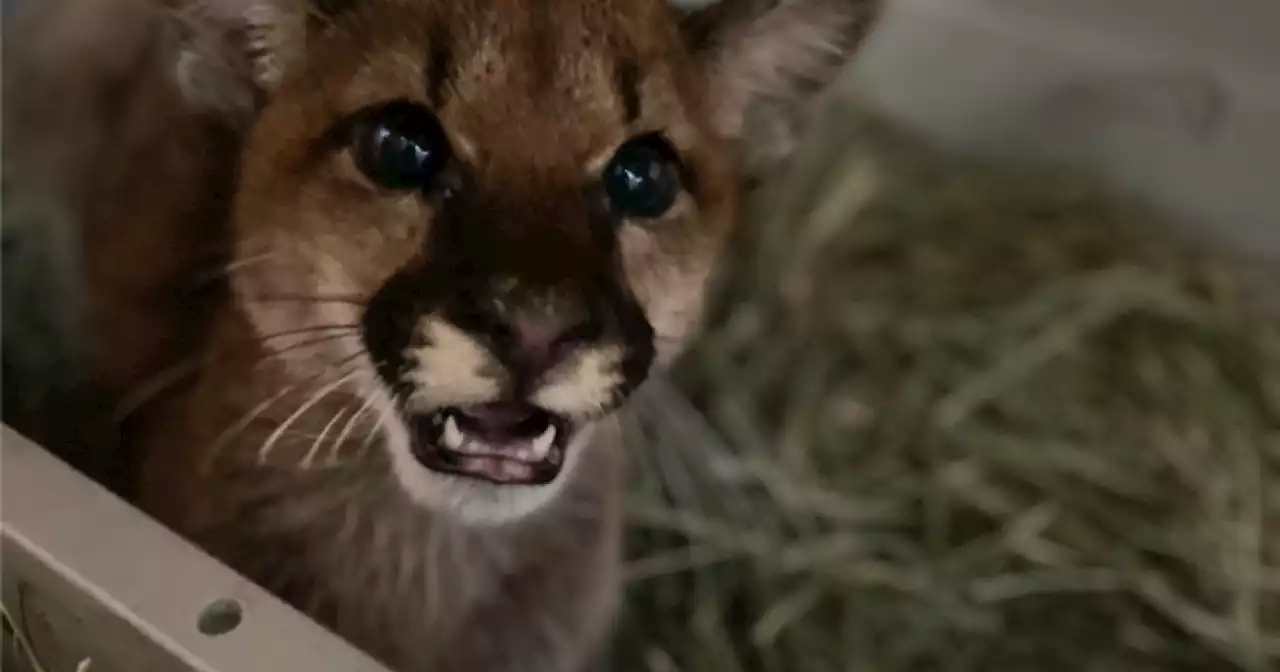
[601,133,683,220]
[353,101,451,191]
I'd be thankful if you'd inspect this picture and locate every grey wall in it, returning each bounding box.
[845,0,1280,266]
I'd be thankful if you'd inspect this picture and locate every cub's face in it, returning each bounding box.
[187,0,866,522]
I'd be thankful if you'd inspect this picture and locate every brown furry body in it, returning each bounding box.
[1,0,879,670]
[140,325,627,670]
[2,0,240,487]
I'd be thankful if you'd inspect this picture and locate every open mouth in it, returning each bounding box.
[409,402,574,486]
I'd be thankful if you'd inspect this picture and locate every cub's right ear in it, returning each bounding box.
[681,0,884,174]
[163,0,308,125]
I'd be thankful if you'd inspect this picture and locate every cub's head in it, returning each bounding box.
[174,0,874,522]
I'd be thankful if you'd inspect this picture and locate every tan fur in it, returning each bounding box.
[2,0,881,670]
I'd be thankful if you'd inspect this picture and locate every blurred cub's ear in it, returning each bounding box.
[163,0,313,124]
[682,0,883,173]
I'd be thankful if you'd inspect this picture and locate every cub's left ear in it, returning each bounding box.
[681,0,884,171]
[164,0,310,125]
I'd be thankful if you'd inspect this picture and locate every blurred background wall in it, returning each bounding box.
[676,0,1280,268]
[843,0,1280,268]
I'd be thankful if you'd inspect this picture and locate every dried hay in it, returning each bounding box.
[609,82,1280,672]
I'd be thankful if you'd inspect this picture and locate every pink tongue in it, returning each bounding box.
[458,402,534,424]
[454,437,549,463]
[460,456,535,482]
[454,403,546,442]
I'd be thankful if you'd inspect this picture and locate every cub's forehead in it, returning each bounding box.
[283,0,700,168]
[311,0,691,122]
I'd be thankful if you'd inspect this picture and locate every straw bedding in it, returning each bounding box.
[608,80,1280,672]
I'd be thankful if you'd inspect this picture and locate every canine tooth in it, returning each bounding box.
[532,424,556,459]
[442,415,464,450]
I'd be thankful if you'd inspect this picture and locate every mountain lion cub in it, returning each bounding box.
[2,0,878,669]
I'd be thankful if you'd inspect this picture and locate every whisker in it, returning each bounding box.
[329,393,379,466]
[191,251,282,286]
[224,251,282,273]
[354,389,403,462]
[256,332,364,362]
[207,378,314,468]
[359,412,389,460]
[114,326,364,426]
[204,351,365,470]
[112,355,203,423]
[238,292,368,307]
[204,381,312,473]
[301,400,358,469]
[258,368,363,465]
[257,324,363,343]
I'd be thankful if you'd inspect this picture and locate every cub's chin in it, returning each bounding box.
[373,391,603,525]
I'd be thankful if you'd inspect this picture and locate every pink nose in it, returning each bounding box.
[500,313,591,381]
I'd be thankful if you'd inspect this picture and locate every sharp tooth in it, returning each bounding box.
[442,415,464,450]
[532,424,556,459]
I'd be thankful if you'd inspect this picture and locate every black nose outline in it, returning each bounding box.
[361,266,431,404]
[498,315,601,395]
[361,262,657,412]
[361,171,659,412]
[441,280,608,395]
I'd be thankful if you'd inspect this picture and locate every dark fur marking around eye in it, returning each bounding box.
[614,58,641,124]
[302,99,389,167]
[312,0,357,17]
[425,39,454,108]
[677,0,749,55]
[527,2,556,92]
[306,0,358,34]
